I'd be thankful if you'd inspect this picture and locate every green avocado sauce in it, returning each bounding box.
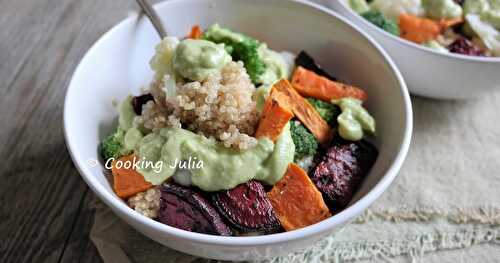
[464,0,500,29]
[203,24,289,85]
[172,39,231,82]
[333,98,376,141]
[127,125,294,192]
[118,94,294,191]
[422,0,463,19]
[348,0,370,14]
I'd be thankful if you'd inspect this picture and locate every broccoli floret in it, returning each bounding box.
[230,39,266,84]
[203,26,266,84]
[307,98,340,124]
[290,121,319,162]
[99,129,127,162]
[361,10,400,36]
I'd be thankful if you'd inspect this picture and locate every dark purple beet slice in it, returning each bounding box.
[447,38,483,57]
[159,183,232,236]
[212,181,281,233]
[295,51,337,81]
[132,94,154,115]
[311,139,378,211]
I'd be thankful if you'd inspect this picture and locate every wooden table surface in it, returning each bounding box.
[0,1,164,262]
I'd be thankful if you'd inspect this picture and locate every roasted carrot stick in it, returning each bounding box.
[112,155,153,199]
[255,97,294,142]
[187,25,203,39]
[267,163,331,231]
[270,79,332,145]
[399,13,441,44]
[291,66,368,101]
[439,17,464,30]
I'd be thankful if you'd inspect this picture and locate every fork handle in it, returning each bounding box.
[135,0,167,38]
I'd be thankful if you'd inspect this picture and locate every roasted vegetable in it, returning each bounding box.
[291,66,368,102]
[447,37,484,56]
[399,13,441,44]
[187,25,203,39]
[294,51,337,81]
[212,181,281,233]
[159,183,233,236]
[311,139,378,210]
[270,79,333,145]
[99,129,127,162]
[112,155,153,199]
[290,120,318,162]
[361,10,400,36]
[132,93,154,115]
[203,27,266,84]
[255,97,294,142]
[307,98,340,124]
[267,163,331,231]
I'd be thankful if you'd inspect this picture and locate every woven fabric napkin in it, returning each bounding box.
[90,92,500,262]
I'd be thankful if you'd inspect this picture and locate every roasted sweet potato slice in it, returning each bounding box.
[291,66,368,101]
[267,163,331,231]
[255,97,294,142]
[212,181,281,233]
[112,155,153,199]
[187,25,203,39]
[399,13,441,44]
[270,79,332,145]
[159,183,232,236]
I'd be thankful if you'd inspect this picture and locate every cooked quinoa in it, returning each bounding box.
[136,61,259,150]
[128,187,161,219]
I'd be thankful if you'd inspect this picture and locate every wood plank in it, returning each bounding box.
[0,0,132,262]
[58,190,103,263]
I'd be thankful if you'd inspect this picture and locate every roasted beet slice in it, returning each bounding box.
[212,181,281,233]
[132,94,154,115]
[447,38,483,57]
[294,51,337,81]
[159,183,232,236]
[311,139,378,210]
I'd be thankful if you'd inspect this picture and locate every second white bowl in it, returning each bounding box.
[328,0,500,100]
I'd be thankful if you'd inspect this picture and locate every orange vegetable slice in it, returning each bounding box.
[270,79,333,145]
[255,97,294,142]
[399,13,441,44]
[267,163,331,231]
[112,155,153,199]
[187,25,203,39]
[291,66,368,101]
[439,17,464,30]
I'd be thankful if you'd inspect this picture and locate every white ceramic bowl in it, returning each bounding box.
[64,0,412,260]
[328,0,500,100]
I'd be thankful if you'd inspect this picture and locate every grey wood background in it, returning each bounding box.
[0,0,161,262]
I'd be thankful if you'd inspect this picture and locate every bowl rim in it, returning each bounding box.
[335,0,500,63]
[63,0,412,247]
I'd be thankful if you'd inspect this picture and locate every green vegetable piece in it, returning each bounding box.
[361,10,400,36]
[290,120,319,162]
[100,129,129,162]
[203,24,266,84]
[306,98,340,124]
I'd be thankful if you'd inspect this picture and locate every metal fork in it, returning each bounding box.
[135,0,167,38]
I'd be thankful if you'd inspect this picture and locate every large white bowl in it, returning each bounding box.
[328,0,500,100]
[64,0,412,260]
